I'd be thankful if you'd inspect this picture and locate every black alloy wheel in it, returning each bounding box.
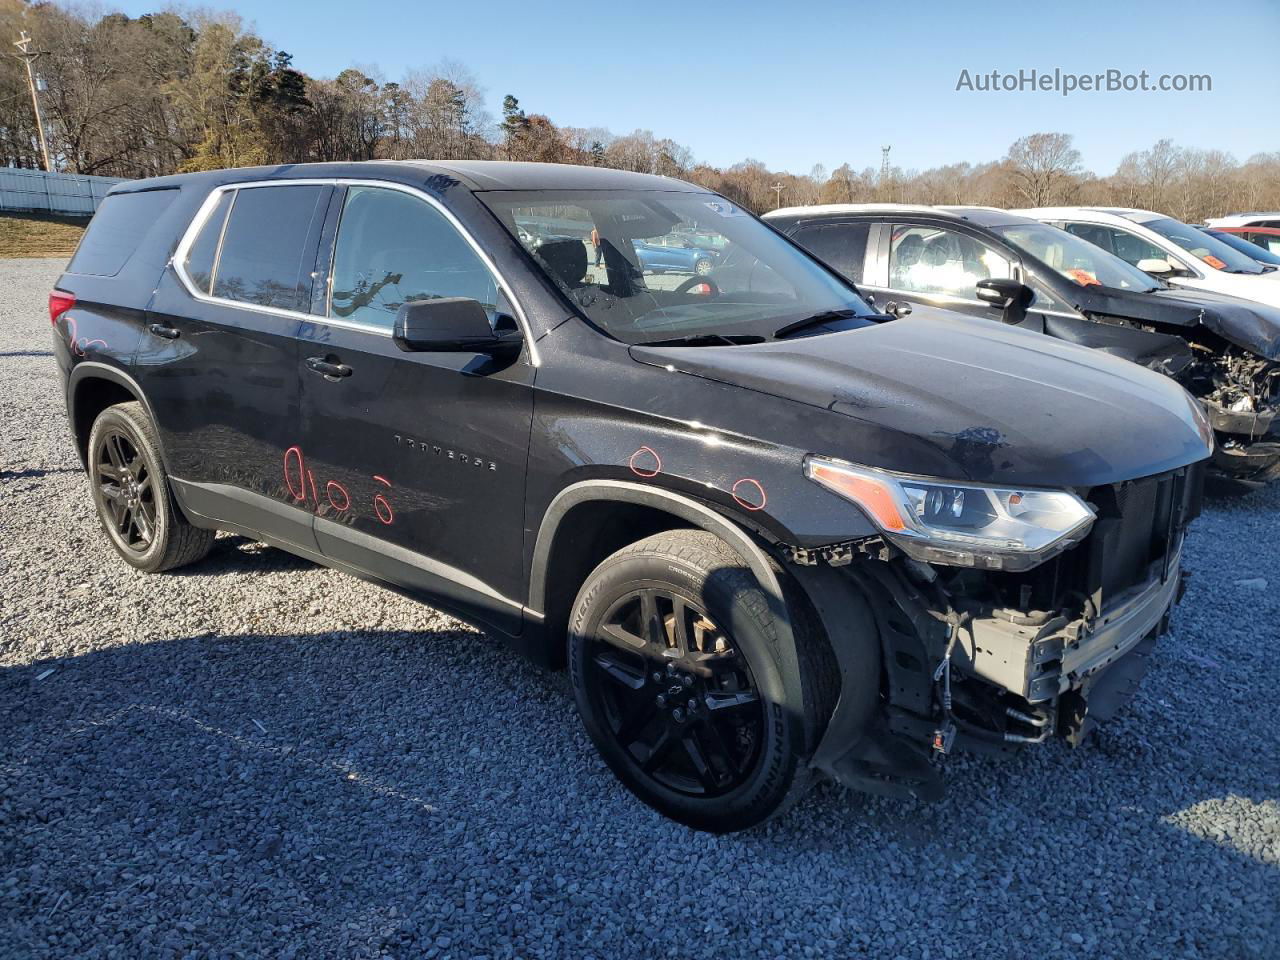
[586,588,765,798]
[93,427,157,553]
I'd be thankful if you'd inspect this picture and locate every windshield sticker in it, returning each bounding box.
[1065,268,1101,287]
[703,200,748,218]
[1202,255,1227,270]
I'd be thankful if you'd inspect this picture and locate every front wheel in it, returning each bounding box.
[86,401,214,572]
[569,530,829,832]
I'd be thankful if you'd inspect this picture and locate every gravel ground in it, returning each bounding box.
[2,255,1278,960]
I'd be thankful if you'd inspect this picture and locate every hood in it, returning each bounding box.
[631,314,1212,488]
[1080,284,1280,360]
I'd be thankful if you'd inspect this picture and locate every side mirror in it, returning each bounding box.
[1137,258,1175,276]
[882,300,913,319]
[975,278,1033,310]
[393,298,522,358]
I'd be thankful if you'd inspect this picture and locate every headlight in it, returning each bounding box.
[805,456,1096,571]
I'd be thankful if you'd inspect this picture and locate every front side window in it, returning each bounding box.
[888,225,1011,299]
[329,186,499,329]
[1063,223,1168,269]
[214,185,328,311]
[1246,231,1280,256]
[480,190,873,345]
[1143,217,1266,274]
[789,222,870,283]
[992,222,1159,291]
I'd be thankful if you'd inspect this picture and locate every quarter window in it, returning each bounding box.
[329,186,499,329]
[888,225,1011,299]
[790,222,869,283]
[213,185,328,311]
[183,191,232,295]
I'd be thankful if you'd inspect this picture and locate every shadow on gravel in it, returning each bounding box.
[0,350,54,358]
[2,620,1276,958]
[166,534,317,577]
[0,467,82,480]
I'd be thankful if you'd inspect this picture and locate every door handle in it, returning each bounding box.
[306,356,353,379]
[149,323,180,339]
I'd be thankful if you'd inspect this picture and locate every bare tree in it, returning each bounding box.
[1004,132,1083,206]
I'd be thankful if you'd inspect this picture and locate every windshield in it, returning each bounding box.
[479,189,874,344]
[1205,229,1280,266]
[1142,217,1266,274]
[992,222,1159,292]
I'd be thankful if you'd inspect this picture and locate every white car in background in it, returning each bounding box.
[1205,212,1280,229]
[1015,207,1280,309]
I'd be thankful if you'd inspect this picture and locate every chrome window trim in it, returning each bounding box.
[171,178,541,365]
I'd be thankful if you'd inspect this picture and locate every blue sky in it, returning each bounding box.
[113,0,1280,175]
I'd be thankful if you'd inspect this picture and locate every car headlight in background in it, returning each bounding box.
[805,456,1096,571]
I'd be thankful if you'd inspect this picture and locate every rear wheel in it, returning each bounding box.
[569,530,829,832]
[86,402,214,573]
[694,257,714,276]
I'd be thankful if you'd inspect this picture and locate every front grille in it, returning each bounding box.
[1086,461,1204,599]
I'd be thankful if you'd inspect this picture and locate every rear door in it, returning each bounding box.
[294,183,535,635]
[139,181,332,550]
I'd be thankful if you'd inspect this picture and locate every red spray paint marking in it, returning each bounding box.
[372,475,394,524]
[732,478,767,511]
[628,446,662,479]
[283,446,307,501]
[326,480,351,512]
[64,317,107,356]
[307,470,320,508]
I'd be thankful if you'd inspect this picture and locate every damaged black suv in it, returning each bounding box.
[53,162,1211,831]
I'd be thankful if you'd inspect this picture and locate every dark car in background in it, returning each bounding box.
[52,162,1210,831]
[767,203,1280,490]
[1203,228,1280,267]
[1210,225,1280,259]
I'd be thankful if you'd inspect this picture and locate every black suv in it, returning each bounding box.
[766,204,1280,490]
[53,162,1211,831]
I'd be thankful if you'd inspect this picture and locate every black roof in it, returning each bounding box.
[108,160,706,196]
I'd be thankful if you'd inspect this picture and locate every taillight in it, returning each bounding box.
[49,291,76,326]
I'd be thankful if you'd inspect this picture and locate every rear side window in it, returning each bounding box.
[329,186,499,329]
[213,185,327,311]
[183,191,232,294]
[790,222,869,283]
[68,189,178,277]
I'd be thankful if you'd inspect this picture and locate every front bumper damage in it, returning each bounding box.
[794,462,1204,802]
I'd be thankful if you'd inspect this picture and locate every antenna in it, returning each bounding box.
[880,145,891,184]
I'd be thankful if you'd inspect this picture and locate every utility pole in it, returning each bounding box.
[770,182,784,209]
[12,31,52,172]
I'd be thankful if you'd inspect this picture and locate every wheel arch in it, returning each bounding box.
[528,481,803,694]
[67,362,165,469]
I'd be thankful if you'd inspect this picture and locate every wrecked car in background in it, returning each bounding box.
[765,204,1280,491]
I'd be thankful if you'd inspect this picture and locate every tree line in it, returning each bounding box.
[3,3,1278,223]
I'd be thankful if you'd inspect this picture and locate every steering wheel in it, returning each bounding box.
[674,275,720,296]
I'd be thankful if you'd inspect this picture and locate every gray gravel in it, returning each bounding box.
[2,255,1278,960]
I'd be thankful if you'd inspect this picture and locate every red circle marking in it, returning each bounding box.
[283,446,306,501]
[628,446,662,478]
[372,474,392,488]
[373,494,394,525]
[325,480,351,512]
[732,478,767,511]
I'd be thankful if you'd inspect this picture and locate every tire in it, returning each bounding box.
[694,257,713,276]
[568,529,834,832]
[86,401,214,573]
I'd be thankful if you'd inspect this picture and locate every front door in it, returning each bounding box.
[294,184,535,635]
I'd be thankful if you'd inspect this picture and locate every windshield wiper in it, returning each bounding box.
[636,332,763,347]
[772,309,859,340]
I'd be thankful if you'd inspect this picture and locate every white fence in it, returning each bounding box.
[0,168,129,216]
